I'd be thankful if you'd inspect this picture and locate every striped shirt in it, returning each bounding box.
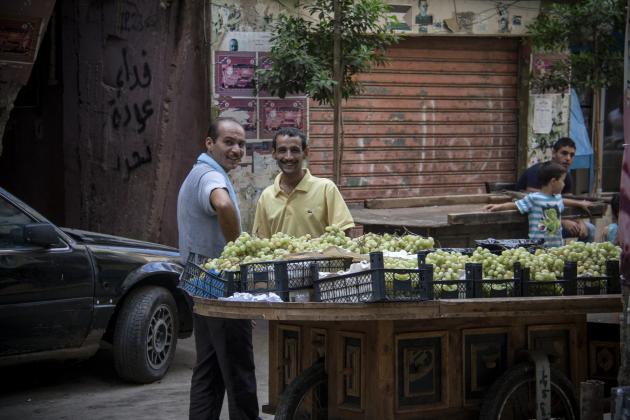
[515,192,564,247]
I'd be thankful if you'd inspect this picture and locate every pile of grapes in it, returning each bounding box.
[420,241,620,282]
[203,226,433,272]
[202,226,620,286]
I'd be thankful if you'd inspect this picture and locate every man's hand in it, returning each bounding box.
[562,219,587,238]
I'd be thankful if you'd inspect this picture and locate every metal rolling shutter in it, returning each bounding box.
[308,36,520,203]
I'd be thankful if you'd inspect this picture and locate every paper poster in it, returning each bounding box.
[533,96,553,134]
[215,51,256,96]
[218,97,257,139]
[217,31,272,52]
[259,98,307,139]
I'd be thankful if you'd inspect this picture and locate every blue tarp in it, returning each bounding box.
[569,88,594,191]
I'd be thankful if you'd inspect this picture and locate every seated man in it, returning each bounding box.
[516,137,595,242]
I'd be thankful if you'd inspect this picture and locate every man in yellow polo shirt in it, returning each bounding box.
[252,127,354,238]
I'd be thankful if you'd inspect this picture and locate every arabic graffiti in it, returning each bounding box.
[116,48,152,89]
[119,1,158,33]
[116,145,153,179]
[125,145,152,173]
[108,48,154,134]
[110,99,154,134]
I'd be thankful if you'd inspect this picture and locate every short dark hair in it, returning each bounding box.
[538,161,567,186]
[553,137,576,151]
[207,117,242,141]
[272,127,308,150]
[611,192,620,219]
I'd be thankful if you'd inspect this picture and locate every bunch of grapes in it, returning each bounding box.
[546,241,621,277]
[384,257,418,270]
[425,249,468,281]
[348,232,434,254]
[305,225,353,251]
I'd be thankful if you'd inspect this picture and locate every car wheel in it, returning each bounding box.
[113,285,179,383]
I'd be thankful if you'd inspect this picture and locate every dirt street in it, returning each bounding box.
[0,322,272,420]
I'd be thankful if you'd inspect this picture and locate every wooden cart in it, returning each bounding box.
[194,295,621,419]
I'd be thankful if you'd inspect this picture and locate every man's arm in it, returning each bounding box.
[562,219,587,238]
[561,198,592,238]
[210,188,241,242]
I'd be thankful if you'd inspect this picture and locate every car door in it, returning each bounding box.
[0,193,94,356]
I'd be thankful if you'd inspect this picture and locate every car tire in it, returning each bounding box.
[113,285,179,383]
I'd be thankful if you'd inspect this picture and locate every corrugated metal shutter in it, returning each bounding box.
[308,36,520,203]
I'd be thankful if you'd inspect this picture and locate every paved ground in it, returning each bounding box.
[0,321,272,420]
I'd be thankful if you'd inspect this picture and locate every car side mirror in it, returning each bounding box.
[11,223,60,247]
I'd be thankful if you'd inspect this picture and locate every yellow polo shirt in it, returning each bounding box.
[252,169,355,238]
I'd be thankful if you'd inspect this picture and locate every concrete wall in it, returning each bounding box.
[61,0,208,246]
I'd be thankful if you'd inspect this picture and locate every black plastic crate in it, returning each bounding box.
[178,253,240,299]
[421,262,522,299]
[420,263,471,299]
[522,260,620,297]
[472,263,522,298]
[240,257,353,300]
[475,238,544,253]
[314,269,426,303]
[314,252,427,303]
[314,269,378,303]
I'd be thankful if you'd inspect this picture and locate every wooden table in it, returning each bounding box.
[194,295,621,419]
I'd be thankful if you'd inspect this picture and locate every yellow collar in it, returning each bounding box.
[273,169,313,196]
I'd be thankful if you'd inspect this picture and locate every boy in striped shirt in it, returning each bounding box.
[485,162,592,247]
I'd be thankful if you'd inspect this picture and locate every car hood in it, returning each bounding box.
[61,228,178,254]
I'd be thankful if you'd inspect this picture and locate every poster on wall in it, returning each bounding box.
[215,51,256,96]
[533,96,553,134]
[0,16,41,63]
[218,97,257,139]
[259,98,307,139]
[217,31,272,52]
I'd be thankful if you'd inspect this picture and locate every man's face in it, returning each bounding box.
[272,135,307,176]
[205,121,246,171]
[551,146,576,169]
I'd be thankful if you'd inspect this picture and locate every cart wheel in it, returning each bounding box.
[274,361,327,420]
[479,362,578,420]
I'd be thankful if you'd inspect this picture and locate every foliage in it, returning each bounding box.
[529,59,572,94]
[256,0,400,105]
[527,0,626,91]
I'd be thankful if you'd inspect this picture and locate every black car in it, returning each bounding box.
[0,187,192,383]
